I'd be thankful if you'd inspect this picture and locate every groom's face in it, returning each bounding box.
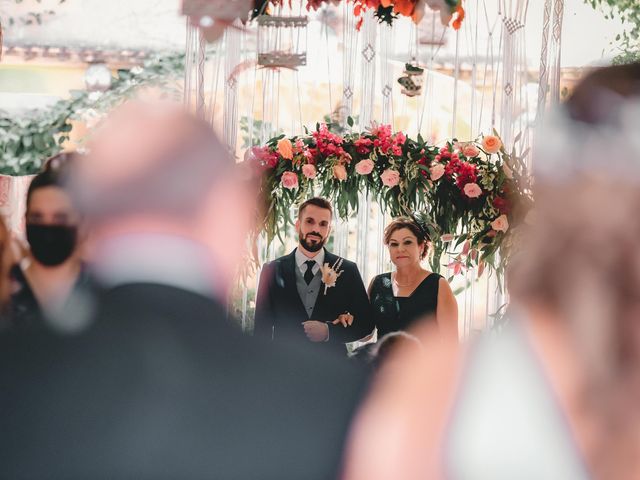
[296,204,332,253]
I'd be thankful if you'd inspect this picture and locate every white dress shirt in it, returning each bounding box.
[295,248,325,276]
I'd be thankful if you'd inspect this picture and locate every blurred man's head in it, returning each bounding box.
[69,101,255,292]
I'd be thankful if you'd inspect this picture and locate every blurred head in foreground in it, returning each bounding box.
[69,101,254,298]
[510,63,640,395]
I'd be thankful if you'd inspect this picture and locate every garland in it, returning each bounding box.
[248,121,533,279]
[0,52,185,176]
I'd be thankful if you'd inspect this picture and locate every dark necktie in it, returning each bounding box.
[304,260,316,285]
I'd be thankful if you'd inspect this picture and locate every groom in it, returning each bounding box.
[255,197,373,350]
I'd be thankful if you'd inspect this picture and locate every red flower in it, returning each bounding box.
[354,137,373,155]
[417,156,429,177]
[455,162,478,190]
[492,196,511,214]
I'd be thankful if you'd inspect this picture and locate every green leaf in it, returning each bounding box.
[347,116,354,127]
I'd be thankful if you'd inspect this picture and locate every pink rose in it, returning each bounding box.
[333,164,347,181]
[281,171,299,189]
[482,135,502,154]
[380,169,400,187]
[355,159,374,175]
[441,234,455,242]
[491,214,509,232]
[429,163,445,181]
[462,143,480,157]
[463,182,482,198]
[302,164,317,179]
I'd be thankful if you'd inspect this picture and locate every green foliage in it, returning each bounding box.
[586,0,640,64]
[0,52,185,175]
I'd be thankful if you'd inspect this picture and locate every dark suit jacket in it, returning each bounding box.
[0,282,368,480]
[254,249,374,346]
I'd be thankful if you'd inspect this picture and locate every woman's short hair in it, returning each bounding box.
[383,216,429,258]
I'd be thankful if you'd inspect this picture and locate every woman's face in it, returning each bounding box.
[387,228,424,268]
[25,186,81,267]
[26,186,79,227]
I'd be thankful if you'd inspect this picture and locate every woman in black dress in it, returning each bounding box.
[368,217,458,339]
[9,153,87,329]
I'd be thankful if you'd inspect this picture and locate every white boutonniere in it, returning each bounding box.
[320,257,344,295]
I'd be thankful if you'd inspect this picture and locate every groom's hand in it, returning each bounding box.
[302,320,329,342]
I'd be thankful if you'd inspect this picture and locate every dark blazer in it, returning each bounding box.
[254,248,374,346]
[0,282,368,480]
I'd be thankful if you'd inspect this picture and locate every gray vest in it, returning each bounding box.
[295,263,322,319]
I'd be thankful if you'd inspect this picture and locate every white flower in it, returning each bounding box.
[320,258,344,295]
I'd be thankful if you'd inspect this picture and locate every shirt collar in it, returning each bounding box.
[90,233,220,300]
[295,247,325,269]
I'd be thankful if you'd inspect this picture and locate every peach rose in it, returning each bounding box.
[281,171,298,189]
[463,182,482,198]
[355,159,374,175]
[302,164,317,179]
[482,135,502,154]
[277,138,293,160]
[380,169,400,187]
[429,163,445,181]
[462,143,480,157]
[333,164,347,181]
[491,214,509,232]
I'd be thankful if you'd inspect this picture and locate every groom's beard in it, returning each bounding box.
[299,230,326,252]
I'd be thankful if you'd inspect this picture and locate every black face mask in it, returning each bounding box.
[26,224,78,267]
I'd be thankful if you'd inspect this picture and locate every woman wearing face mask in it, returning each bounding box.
[9,153,85,328]
[367,217,458,340]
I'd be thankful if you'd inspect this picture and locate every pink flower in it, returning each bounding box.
[354,137,373,155]
[333,164,348,181]
[355,159,375,175]
[463,182,482,198]
[461,143,480,157]
[277,138,293,160]
[393,131,406,145]
[281,171,299,189]
[380,169,400,187]
[482,135,502,154]
[252,146,279,169]
[491,214,509,232]
[429,163,445,181]
[441,234,455,242]
[302,164,317,179]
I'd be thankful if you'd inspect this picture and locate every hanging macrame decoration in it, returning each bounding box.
[256,15,308,69]
[397,63,424,97]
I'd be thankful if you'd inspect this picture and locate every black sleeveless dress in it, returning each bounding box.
[369,272,441,337]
